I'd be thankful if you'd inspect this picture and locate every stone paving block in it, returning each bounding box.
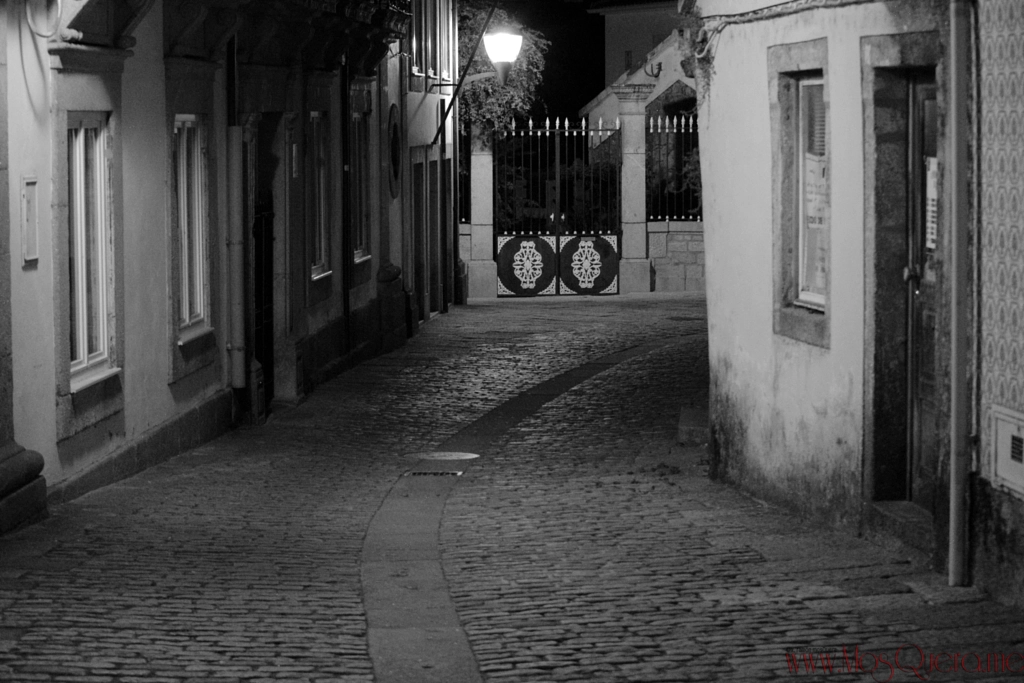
[2,294,1022,682]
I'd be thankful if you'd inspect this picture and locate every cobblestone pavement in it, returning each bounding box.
[1,293,1023,683]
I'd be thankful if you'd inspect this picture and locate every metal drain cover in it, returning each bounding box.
[405,471,463,477]
[405,451,480,460]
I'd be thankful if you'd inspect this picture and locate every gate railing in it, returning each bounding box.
[492,117,622,296]
[646,114,701,221]
[494,117,621,237]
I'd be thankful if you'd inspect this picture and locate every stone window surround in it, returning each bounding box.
[166,58,220,385]
[768,37,830,349]
[859,31,943,505]
[50,47,128,443]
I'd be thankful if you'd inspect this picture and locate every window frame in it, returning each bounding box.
[768,38,830,348]
[309,110,332,281]
[173,114,210,336]
[795,76,828,311]
[67,111,112,382]
[351,108,372,262]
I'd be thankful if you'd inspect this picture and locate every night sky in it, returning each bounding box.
[505,0,606,121]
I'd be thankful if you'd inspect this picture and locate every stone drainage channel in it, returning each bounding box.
[360,341,671,683]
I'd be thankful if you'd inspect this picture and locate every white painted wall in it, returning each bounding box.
[9,0,228,486]
[696,2,938,521]
[9,3,58,471]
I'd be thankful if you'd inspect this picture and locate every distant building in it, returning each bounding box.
[694,0,1024,606]
[0,0,460,531]
[589,0,680,87]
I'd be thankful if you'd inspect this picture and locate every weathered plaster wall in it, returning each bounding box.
[10,1,229,489]
[9,4,59,476]
[698,2,939,527]
[973,0,1024,607]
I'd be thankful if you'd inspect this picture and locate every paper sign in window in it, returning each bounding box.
[925,156,938,252]
[803,152,829,297]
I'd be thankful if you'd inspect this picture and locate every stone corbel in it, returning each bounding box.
[168,0,209,57]
[345,0,378,25]
[207,8,242,61]
[289,20,317,67]
[116,0,158,49]
[241,18,279,64]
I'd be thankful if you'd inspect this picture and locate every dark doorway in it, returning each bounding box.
[251,114,281,409]
[907,78,939,511]
[413,162,426,322]
[870,70,938,510]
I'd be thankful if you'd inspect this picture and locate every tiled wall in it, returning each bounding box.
[980,0,1024,451]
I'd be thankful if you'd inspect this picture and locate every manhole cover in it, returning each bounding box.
[405,451,480,460]
[405,471,463,477]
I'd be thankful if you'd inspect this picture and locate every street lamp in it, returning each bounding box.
[431,7,522,145]
[482,28,523,86]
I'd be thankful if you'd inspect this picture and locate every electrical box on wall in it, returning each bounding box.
[21,176,38,264]
[993,405,1024,496]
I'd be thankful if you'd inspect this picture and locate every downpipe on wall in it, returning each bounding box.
[948,0,973,588]
[227,125,246,389]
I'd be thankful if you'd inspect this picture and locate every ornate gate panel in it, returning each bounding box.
[494,118,621,297]
[558,235,619,295]
[496,235,558,296]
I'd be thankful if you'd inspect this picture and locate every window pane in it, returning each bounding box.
[186,125,199,320]
[85,127,102,356]
[68,129,80,363]
[800,82,827,303]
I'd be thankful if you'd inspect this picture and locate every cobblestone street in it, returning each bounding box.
[2,294,1023,683]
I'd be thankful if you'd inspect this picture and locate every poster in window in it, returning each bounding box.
[803,152,829,296]
[925,156,938,252]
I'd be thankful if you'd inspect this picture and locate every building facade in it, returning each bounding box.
[694,0,1024,605]
[589,0,680,87]
[0,0,459,530]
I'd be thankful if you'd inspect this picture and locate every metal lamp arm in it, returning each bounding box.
[431,3,498,146]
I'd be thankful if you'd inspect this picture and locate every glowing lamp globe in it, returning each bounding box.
[483,30,523,85]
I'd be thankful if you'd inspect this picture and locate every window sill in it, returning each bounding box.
[354,252,372,265]
[71,365,122,395]
[178,324,214,347]
[791,299,825,314]
[311,268,333,283]
[775,303,829,349]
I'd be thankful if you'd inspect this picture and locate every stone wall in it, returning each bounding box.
[649,222,704,292]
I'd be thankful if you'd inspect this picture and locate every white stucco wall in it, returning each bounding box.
[9,1,229,486]
[9,4,58,470]
[697,1,939,522]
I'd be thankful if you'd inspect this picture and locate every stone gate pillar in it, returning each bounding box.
[0,5,46,533]
[612,83,655,293]
[466,124,496,298]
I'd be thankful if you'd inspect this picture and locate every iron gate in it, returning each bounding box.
[493,118,621,296]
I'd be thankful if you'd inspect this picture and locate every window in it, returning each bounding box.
[67,113,110,378]
[768,39,829,347]
[796,77,828,310]
[174,115,208,332]
[412,0,426,73]
[625,50,633,71]
[352,109,371,261]
[309,111,330,279]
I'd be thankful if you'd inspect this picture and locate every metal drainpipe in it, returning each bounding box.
[228,125,246,389]
[948,0,972,587]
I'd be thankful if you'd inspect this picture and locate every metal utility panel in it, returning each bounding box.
[993,405,1024,497]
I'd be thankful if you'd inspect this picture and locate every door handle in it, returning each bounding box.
[903,265,921,294]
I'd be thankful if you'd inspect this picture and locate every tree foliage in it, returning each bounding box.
[457,0,549,135]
